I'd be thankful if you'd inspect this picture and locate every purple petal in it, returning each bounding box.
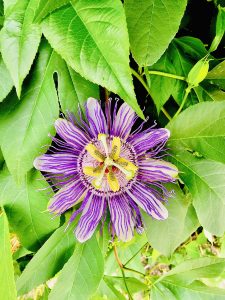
[55,119,89,150]
[108,194,134,242]
[126,183,168,220]
[111,103,136,140]
[33,153,77,176]
[49,179,86,214]
[137,158,178,182]
[86,98,107,136]
[128,128,170,155]
[75,192,106,242]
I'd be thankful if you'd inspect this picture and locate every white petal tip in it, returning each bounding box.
[33,157,42,170]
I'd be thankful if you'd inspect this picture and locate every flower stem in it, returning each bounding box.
[113,245,134,300]
[174,86,192,118]
[148,70,186,81]
[131,68,172,121]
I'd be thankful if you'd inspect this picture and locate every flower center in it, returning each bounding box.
[82,134,138,192]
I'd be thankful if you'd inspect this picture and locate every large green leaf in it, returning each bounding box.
[0,42,59,181]
[0,0,41,96]
[151,280,225,300]
[17,223,76,296]
[56,59,99,116]
[0,209,17,300]
[0,166,59,251]
[169,152,225,236]
[0,55,13,102]
[167,102,225,235]
[151,257,225,299]
[42,0,144,118]
[124,0,187,66]
[162,257,225,284]
[34,0,71,22]
[167,101,225,164]
[145,49,177,113]
[144,184,199,256]
[49,235,104,300]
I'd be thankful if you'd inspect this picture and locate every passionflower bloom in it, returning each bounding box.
[34,98,178,242]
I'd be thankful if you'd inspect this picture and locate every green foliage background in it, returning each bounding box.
[0,0,225,299]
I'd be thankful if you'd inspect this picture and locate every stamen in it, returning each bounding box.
[106,167,120,192]
[98,134,109,156]
[85,143,105,162]
[83,166,103,177]
[110,137,121,160]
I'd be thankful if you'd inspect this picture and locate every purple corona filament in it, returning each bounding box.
[34,98,178,243]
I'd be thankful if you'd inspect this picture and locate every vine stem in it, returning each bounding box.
[131,68,172,121]
[113,245,134,300]
[174,86,192,118]
[148,70,186,81]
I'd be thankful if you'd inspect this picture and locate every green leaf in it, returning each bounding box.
[144,184,199,256]
[124,0,187,66]
[91,276,126,300]
[56,59,99,116]
[209,6,225,52]
[207,60,225,90]
[151,280,225,300]
[0,0,41,96]
[167,93,225,235]
[17,223,76,296]
[34,0,70,22]
[0,55,13,102]
[151,257,225,299]
[163,257,225,284]
[0,209,17,300]
[194,84,225,102]
[49,235,104,300]
[145,50,177,112]
[0,41,59,181]
[0,166,59,251]
[168,152,225,236]
[106,276,148,294]
[42,0,144,118]
[167,101,225,164]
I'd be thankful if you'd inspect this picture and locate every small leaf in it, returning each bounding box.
[17,223,76,296]
[144,184,199,256]
[0,209,17,300]
[0,166,59,251]
[49,235,104,300]
[0,0,41,96]
[42,0,143,118]
[207,60,225,90]
[124,0,187,66]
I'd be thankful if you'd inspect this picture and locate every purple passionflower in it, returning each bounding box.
[34,98,178,243]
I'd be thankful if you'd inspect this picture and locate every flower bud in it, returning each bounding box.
[187,58,209,88]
